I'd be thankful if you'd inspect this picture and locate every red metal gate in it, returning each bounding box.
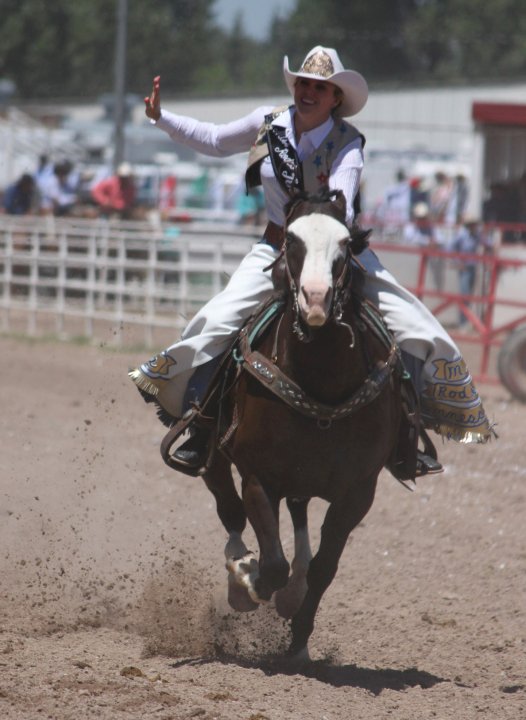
[371,231,526,384]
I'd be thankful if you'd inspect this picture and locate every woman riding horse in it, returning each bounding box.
[130,45,494,473]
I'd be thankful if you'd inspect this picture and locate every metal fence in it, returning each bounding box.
[2,214,526,383]
[370,238,526,383]
[0,214,258,347]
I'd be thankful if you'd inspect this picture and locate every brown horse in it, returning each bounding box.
[195,190,404,660]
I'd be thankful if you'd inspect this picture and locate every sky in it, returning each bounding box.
[213,0,296,41]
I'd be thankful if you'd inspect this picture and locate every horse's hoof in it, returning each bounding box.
[274,574,308,619]
[225,552,266,604]
[285,644,311,667]
[227,574,259,612]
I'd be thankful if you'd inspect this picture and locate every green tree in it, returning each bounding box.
[0,0,218,99]
[404,0,526,82]
[276,0,417,83]
[269,0,526,86]
[3,0,526,100]
[0,0,74,97]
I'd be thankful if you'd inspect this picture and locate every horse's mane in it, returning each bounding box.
[284,187,345,221]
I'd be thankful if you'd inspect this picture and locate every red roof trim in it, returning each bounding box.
[472,102,526,127]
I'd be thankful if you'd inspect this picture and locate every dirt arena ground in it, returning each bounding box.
[1,334,525,720]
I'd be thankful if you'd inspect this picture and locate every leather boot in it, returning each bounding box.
[172,425,210,469]
[416,451,443,476]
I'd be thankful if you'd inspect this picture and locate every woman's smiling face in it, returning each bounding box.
[293,77,341,129]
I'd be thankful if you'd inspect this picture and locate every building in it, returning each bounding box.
[2,81,526,220]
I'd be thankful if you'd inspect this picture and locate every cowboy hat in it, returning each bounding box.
[117,162,133,177]
[283,45,368,117]
[413,202,430,218]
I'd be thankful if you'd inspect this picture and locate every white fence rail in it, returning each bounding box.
[0,215,258,347]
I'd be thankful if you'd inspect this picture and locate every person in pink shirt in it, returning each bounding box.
[91,162,136,219]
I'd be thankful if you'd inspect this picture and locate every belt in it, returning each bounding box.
[262,221,284,250]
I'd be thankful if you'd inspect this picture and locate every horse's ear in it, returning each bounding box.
[349,225,372,255]
[284,189,308,224]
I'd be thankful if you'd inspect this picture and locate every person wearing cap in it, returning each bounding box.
[91,163,136,219]
[130,46,494,474]
[403,202,433,247]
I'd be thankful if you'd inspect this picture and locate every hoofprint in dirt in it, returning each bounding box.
[0,335,524,720]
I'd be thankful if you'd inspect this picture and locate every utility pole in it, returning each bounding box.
[113,0,128,170]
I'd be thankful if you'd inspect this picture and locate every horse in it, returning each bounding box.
[167,189,407,660]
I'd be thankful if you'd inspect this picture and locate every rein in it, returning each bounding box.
[235,301,401,428]
[235,190,399,426]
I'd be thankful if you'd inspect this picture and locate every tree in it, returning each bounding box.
[0,0,218,99]
[276,0,417,83]
[3,0,526,100]
[404,0,526,82]
[0,0,75,97]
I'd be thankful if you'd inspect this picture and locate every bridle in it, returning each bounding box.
[281,211,356,346]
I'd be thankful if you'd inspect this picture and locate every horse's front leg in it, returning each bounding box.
[289,475,378,659]
[203,452,246,535]
[275,497,312,619]
[240,473,290,602]
[203,453,257,611]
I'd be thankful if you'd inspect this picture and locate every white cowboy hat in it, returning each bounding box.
[283,45,368,117]
[117,162,133,177]
[413,202,430,218]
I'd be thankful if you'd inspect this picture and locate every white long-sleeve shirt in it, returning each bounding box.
[155,106,364,226]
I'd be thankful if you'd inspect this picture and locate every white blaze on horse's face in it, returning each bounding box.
[288,213,349,327]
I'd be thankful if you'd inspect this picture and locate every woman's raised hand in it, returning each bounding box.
[144,75,161,121]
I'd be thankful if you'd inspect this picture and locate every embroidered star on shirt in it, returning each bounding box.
[316,172,329,185]
[313,155,322,167]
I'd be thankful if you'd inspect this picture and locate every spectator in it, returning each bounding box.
[403,202,445,291]
[34,154,54,191]
[429,171,452,224]
[91,162,137,219]
[403,202,433,246]
[158,174,177,219]
[236,185,265,226]
[445,173,469,225]
[409,176,428,211]
[379,169,411,228]
[2,173,39,215]
[451,216,486,326]
[186,169,210,209]
[39,160,78,216]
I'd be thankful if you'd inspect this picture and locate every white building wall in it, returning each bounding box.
[5,81,526,216]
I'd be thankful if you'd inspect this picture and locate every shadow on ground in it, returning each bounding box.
[169,655,448,695]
